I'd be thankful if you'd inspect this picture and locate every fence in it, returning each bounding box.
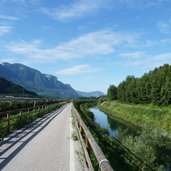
[72,105,114,171]
[0,102,66,138]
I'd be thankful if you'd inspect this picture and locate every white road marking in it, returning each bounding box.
[70,111,75,171]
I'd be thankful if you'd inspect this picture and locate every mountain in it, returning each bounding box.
[77,91,104,97]
[0,77,37,97]
[0,63,79,98]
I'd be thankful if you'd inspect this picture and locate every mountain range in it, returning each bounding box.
[0,63,78,98]
[77,91,104,97]
[0,77,37,97]
[0,62,104,98]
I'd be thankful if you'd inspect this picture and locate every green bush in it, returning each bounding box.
[118,128,171,171]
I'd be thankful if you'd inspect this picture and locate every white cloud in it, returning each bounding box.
[115,52,171,70]
[155,53,171,60]
[7,29,139,62]
[40,0,111,21]
[0,14,19,20]
[120,51,144,59]
[115,0,169,9]
[157,20,171,34]
[0,25,12,36]
[57,64,99,75]
[161,39,171,44]
[40,0,168,22]
[0,57,17,63]
[0,0,40,5]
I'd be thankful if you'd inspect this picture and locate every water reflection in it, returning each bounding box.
[90,107,138,138]
[90,107,171,171]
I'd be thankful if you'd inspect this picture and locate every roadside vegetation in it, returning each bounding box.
[96,64,171,170]
[98,101,171,170]
[0,99,61,112]
[102,64,171,136]
[73,100,160,171]
[100,101,171,135]
[0,101,64,139]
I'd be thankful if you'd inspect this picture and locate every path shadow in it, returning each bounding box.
[0,104,67,170]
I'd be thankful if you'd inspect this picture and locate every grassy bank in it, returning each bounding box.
[73,100,158,171]
[99,101,171,136]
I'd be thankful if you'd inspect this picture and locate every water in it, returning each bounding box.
[90,107,136,137]
[90,107,171,171]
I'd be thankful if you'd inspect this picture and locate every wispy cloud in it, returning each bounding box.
[0,57,17,64]
[120,51,144,59]
[57,64,100,75]
[40,0,111,21]
[40,0,168,22]
[157,20,171,34]
[114,0,169,9]
[160,39,171,45]
[115,52,171,70]
[0,25,12,36]
[0,0,40,5]
[7,29,139,62]
[0,14,19,20]
[155,53,171,60]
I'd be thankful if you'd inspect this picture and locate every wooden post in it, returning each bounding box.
[80,124,83,134]
[86,136,90,151]
[7,113,10,134]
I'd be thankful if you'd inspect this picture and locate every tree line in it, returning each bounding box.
[107,64,171,105]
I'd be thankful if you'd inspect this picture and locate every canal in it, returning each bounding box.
[90,107,171,171]
[90,107,137,137]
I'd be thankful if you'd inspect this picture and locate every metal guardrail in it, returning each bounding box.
[72,104,114,171]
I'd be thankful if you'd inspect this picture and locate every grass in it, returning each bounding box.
[74,100,171,171]
[99,101,171,136]
[71,130,78,141]
[73,100,138,171]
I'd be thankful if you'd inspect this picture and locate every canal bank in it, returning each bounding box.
[90,107,139,137]
[90,106,171,171]
[99,101,171,136]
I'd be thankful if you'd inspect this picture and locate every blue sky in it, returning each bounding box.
[0,0,171,93]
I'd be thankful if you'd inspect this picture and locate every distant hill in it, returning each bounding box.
[77,91,104,97]
[0,63,79,98]
[0,77,37,97]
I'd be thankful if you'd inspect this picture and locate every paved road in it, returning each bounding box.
[0,103,72,171]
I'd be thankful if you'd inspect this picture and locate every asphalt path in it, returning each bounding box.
[0,103,72,171]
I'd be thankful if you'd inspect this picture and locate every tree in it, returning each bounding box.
[116,64,171,105]
[107,85,117,101]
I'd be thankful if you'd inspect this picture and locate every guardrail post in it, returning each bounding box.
[7,113,10,134]
[80,124,83,134]
[86,136,90,151]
